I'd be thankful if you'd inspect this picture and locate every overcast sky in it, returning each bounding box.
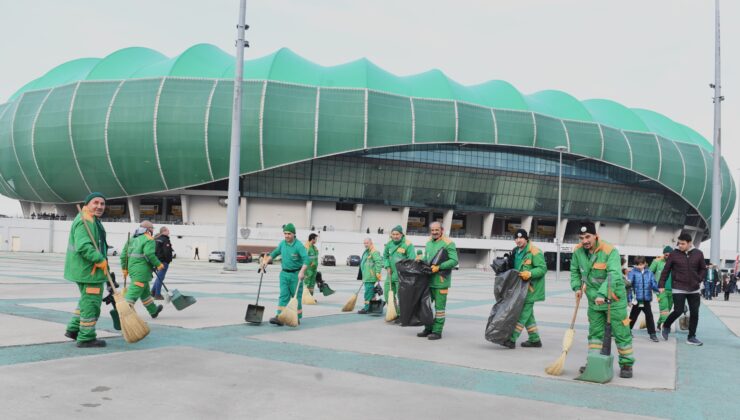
[0,0,738,253]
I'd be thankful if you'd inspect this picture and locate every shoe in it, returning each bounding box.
[520,340,542,348]
[64,330,78,340]
[76,339,106,348]
[153,295,165,301]
[661,327,670,341]
[151,304,164,319]
[500,340,516,349]
[579,366,586,374]
[649,334,659,342]
[393,318,402,325]
[619,366,633,379]
[686,337,703,346]
[417,330,432,338]
[427,333,442,340]
[357,309,368,314]
[269,317,284,326]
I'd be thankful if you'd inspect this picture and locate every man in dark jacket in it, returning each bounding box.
[704,264,719,300]
[659,233,706,346]
[151,226,174,300]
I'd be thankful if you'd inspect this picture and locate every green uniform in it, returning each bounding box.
[383,236,415,315]
[121,233,162,317]
[570,240,634,367]
[510,242,547,343]
[270,239,309,319]
[649,256,672,326]
[361,246,384,310]
[64,213,108,343]
[422,236,458,334]
[304,242,319,293]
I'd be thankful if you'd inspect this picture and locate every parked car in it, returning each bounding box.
[236,251,253,263]
[346,255,361,266]
[106,246,118,257]
[321,255,336,266]
[209,251,225,263]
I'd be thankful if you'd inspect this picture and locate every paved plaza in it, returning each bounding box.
[1,252,739,419]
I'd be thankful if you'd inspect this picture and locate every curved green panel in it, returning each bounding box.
[655,136,684,195]
[235,50,278,79]
[10,58,100,101]
[413,99,455,143]
[525,90,593,122]
[239,81,265,175]
[317,88,364,156]
[457,102,494,144]
[70,81,126,197]
[131,57,177,78]
[13,90,61,201]
[563,121,601,159]
[582,99,649,132]
[677,123,713,151]
[601,126,631,169]
[674,142,705,205]
[471,80,527,110]
[156,78,215,187]
[533,114,567,150]
[169,44,234,78]
[86,47,167,80]
[0,101,32,199]
[367,91,411,149]
[403,70,454,99]
[494,109,534,146]
[107,79,165,195]
[720,159,733,223]
[319,59,368,88]
[262,83,315,168]
[623,132,659,179]
[205,81,234,180]
[268,48,323,85]
[33,84,87,201]
[631,108,692,145]
[697,149,712,218]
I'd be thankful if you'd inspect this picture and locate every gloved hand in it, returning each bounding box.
[431,265,439,273]
[519,271,532,281]
[91,260,108,275]
[122,269,128,279]
[156,264,165,271]
[376,273,382,281]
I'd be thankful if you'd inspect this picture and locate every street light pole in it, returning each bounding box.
[555,145,567,281]
[709,0,723,268]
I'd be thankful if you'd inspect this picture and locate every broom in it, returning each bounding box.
[385,289,398,321]
[302,283,317,305]
[342,283,364,312]
[277,278,301,327]
[121,232,130,296]
[76,205,149,343]
[545,290,583,376]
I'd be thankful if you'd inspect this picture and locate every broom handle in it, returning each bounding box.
[75,204,117,293]
[293,278,303,299]
[255,270,265,305]
[568,291,582,329]
[124,232,130,289]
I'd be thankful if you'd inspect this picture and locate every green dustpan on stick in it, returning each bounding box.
[576,274,615,384]
[162,283,197,311]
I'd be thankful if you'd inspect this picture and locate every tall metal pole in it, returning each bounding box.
[735,168,739,270]
[710,0,723,267]
[555,145,567,281]
[224,0,248,271]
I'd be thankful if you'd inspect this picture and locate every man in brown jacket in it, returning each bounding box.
[659,233,706,346]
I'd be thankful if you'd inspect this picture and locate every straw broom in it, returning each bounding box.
[302,283,317,305]
[76,205,149,343]
[278,279,301,327]
[342,283,364,312]
[385,289,398,321]
[545,291,582,376]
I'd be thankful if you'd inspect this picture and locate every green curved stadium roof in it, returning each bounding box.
[0,43,734,228]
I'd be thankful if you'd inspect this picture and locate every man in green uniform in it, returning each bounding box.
[261,223,308,326]
[570,222,634,378]
[359,238,384,314]
[304,233,319,298]
[502,229,547,349]
[417,222,458,340]
[383,225,415,321]
[650,246,673,329]
[64,192,110,348]
[120,221,164,318]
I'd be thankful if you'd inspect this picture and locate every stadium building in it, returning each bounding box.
[0,44,735,267]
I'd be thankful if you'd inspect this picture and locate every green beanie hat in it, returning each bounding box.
[663,246,673,254]
[391,225,404,235]
[283,223,296,234]
[84,192,106,204]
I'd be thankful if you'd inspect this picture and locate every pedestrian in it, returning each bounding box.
[383,225,415,322]
[723,274,736,301]
[193,246,200,260]
[649,246,673,330]
[570,222,634,378]
[64,192,110,348]
[151,226,174,300]
[704,264,719,300]
[659,233,706,346]
[358,238,383,314]
[417,222,458,341]
[501,228,547,349]
[304,233,319,298]
[260,223,308,326]
[627,256,660,342]
[120,221,164,319]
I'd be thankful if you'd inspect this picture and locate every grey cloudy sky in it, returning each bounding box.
[0,0,738,253]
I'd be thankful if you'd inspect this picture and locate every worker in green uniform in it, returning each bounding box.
[120,220,164,318]
[359,238,384,314]
[501,229,547,349]
[261,223,308,326]
[304,233,319,298]
[383,225,415,321]
[650,246,673,329]
[417,222,458,340]
[64,192,110,348]
[570,222,634,379]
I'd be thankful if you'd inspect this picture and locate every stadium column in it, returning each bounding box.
[239,197,247,226]
[180,195,190,224]
[648,225,657,247]
[557,218,569,244]
[161,198,168,222]
[619,222,630,245]
[594,221,601,234]
[127,197,140,223]
[443,209,453,233]
[19,201,33,218]
[482,213,495,238]
[353,204,363,232]
[401,207,410,233]
[521,215,533,234]
[305,200,313,229]
[673,227,683,242]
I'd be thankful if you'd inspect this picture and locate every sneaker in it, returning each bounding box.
[64,330,78,340]
[520,340,542,348]
[417,330,432,338]
[500,340,516,349]
[77,339,106,348]
[269,317,284,326]
[427,333,442,340]
[661,327,670,341]
[357,309,368,314]
[686,337,703,346]
[619,365,633,378]
[649,334,659,342]
[151,304,164,319]
[393,318,402,325]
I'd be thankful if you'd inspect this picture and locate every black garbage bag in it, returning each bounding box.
[396,259,434,327]
[485,269,528,345]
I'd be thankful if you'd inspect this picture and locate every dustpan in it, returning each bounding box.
[162,283,197,311]
[245,269,266,324]
[369,299,385,315]
[576,274,614,384]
